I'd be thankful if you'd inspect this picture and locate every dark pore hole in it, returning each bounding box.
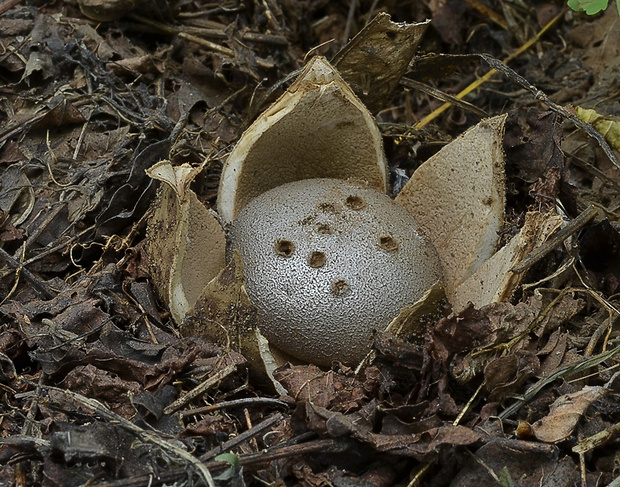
[316,223,333,234]
[345,195,365,210]
[274,239,295,257]
[379,235,399,252]
[308,251,326,268]
[331,278,351,297]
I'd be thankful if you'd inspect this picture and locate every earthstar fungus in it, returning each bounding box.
[145,32,560,379]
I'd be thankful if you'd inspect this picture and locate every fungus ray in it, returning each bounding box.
[217,56,388,224]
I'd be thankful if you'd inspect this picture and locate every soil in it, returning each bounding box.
[0,1,619,486]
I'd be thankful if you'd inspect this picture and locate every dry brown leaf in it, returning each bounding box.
[145,161,226,324]
[305,402,482,461]
[396,115,507,297]
[532,385,607,443]
[218,56,388,224]
[483,350,540,401]
[332,13,429,114]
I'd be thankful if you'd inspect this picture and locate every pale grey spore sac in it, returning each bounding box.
[228,178,441,366]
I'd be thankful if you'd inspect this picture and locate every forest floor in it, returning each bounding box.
[0,1,619,486]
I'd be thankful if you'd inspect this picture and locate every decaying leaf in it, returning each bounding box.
[0,164,34,226]
[576,106,620,151]
[450,438,580,487]
[331,13,429,114]
[483,350,540,401]
[145,161,226,324]
[532,385,607,443]
[431,291,585,388]
[217,56,388,224]
[181,251,286,395]
[396,115,507,297]
[304,402,482,462]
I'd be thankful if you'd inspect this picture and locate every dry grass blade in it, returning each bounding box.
[479,54,620,170]
[499,344,620,419]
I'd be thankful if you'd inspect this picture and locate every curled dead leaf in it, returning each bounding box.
[332,13,429,114]
[532,385,607,443]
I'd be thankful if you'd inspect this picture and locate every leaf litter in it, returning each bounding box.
[0,2,619,487]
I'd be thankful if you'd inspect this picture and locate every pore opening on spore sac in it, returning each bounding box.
[274,239,295,257]
[308,251,326,268]
[316,223,333,234]
[378,235,399,252]
[331,278,351,297]
[344,195,365,210]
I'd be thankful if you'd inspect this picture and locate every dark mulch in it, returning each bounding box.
[0,1,619,486]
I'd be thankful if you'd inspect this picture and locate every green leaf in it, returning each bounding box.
[213,452,241,481]
[498,467,515,487]
[567,0,609,14]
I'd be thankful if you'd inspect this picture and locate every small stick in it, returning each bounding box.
[200,412,284,461]
[12,203,65,261]
[132,13,288,46]
[0,247,56,300]
[0,0,22,16]
[510,205,598,274]
[220,438,348,467]
[22,225,95,267]
[180,396,289,417]
[163,363,237,415]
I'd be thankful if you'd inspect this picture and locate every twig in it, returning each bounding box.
[221,437,348,467]
[12,203,66,261]
[343,0,357,44]
[0,0,22,17]
[22,225,95,267]
[163,363,237,415]
[178,32,236,58]
[130,14,281,68]
[200,412,284,461]
[400,77,488,117]
[0,247,56,300]
[131,13,288,46]
[510,205,599,273]
[180,396,289,418]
